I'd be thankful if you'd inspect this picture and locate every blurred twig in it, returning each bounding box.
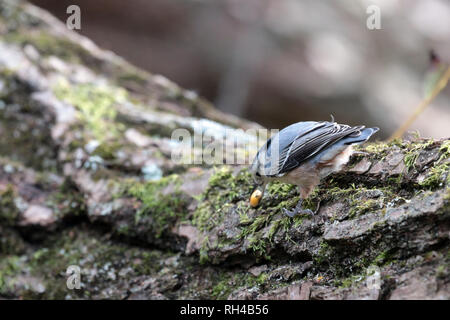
[388,65,450,142]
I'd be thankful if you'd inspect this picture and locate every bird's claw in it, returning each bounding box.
[283,208,297,217]
[283,207,313,217]
[283,198,320,217]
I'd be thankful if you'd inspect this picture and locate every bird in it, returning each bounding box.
[249,120,379,217]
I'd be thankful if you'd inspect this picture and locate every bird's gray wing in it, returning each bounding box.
[277,122,364,174]
[260,121,327,176]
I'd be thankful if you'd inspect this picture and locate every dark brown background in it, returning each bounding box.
[30,0,450,138]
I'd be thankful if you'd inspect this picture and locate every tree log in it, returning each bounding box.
[0,0,448,300]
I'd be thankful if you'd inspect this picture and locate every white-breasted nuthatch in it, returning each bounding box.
[249,120,379,217]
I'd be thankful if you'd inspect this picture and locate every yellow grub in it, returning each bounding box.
[250,189,262,207]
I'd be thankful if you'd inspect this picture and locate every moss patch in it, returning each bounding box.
[0,185,19,226]
[193,167,310,262]
[0,227,26,255]
[363,141,391,158]
[0,71,59,171]
[5,30,97,66]
[419,162,449,189]
[210,270,269,300]
[54,81,127,143]
[22,228,170,299]
[46,178,87,220]
[125,174,190,238]
[417,141,450,189]
[193,167,254,233]
[0,255,23,297]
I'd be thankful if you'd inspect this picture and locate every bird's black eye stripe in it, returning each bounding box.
[256,172,261,177]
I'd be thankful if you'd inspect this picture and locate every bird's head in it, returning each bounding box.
[249,154,265,187]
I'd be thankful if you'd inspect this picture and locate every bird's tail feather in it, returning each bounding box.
[344,127,379,145]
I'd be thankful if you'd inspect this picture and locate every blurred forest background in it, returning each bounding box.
[30,0,450,139]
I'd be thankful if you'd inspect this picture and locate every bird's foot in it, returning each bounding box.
[283,207,313,217]
[283,199,316,217]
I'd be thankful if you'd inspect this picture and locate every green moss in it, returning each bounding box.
[0,255,22,296]
[335,272,366,289]
[403,140,436,171]
[17,228,173,299]
[125,174,189,238]
[239,211,252,225]
[207,166,234,188]
[439,140,450,160]
[404,152,419,170]
[267,218,282,240]
[193,202,216,235]
[193,167,284,261]
[364,139,438,171]
[363,142,391,158]
[132,251,164,275]
[46,178,86,219]
[444,187,450,201]
[0,72,59,171]
[193,139,449,265]
[91,141,122,160]
[194,167,324,261]
[116,71,149,90]
[240,215,268,238]
[53,81,127,142]
[0,227,26,255]
[211,276,232,299]
[210,270,269,300]
[417,140,449,189]
[348,199,379,219]
[199,244,210,264]
[5,31,93,65]
[248,236,270,259]
[367,138,449,191]
[436,265,446,279]
[419,162,449,189]
[321,186,356,202]
[329,185,397,220]
[373,250,392,266]
[314,241,332,265]
[0,185,19,226]
[193,167,253,233]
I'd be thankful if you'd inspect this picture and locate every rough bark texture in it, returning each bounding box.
[0,0,449,300]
